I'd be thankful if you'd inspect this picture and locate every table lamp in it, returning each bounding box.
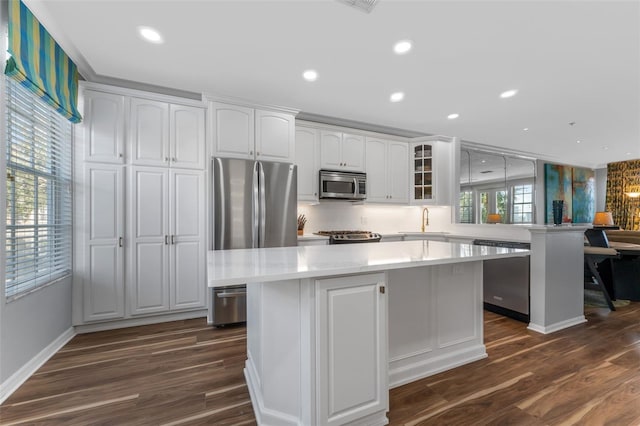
[593,211,614,226]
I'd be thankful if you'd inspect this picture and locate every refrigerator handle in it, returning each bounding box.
[259,162,267,248]
[252,162,260,248]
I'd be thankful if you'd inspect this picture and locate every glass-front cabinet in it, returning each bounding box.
[412,142,434,203]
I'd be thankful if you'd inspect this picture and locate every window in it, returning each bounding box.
[512,184,533,223]
[5,77,72,299]
[459,190,474,223]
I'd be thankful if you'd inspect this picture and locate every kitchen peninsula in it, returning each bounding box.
[208,240,529,425]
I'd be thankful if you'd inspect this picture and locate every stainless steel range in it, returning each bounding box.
[315,230,382,244]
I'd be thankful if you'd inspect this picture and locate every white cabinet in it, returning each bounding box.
[295,125,319,201]
[316,273,388,426]
[129,167,206,315]
[82,90,125,163]
[129,167,170,315]
[75,83,207,327]
[365,138,409,203]
[82,164,125,321]
[211,101,296,162]
[410,141,435,204]
[171,104,206,169]
[130,98,205,169]
[170,170,206,309]
[410,136,456,205]
[255,110,295,162]
[320,130,365,171]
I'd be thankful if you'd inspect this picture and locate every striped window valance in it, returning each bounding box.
[4,0,82,123]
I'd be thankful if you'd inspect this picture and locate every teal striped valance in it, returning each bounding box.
[4,0,82,123]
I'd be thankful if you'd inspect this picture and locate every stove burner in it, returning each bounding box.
[314,230,382,244]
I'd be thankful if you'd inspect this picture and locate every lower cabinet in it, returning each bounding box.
[316,273,388,426]
[129,166,206,315]
[82,164,126,322]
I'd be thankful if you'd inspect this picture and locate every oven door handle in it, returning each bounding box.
[216,291,247,298]
[353,177,359,197]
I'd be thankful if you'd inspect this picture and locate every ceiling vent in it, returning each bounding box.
[336,0,379,14]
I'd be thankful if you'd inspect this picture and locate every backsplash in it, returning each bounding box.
[297,202,534,241]
[296,203,452,234]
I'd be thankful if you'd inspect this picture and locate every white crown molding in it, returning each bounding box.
[203,92,299,116]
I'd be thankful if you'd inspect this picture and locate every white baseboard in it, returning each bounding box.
[74,309,207,334]
[0,327,76,405]
[244,360,300,426]
[389,344,487,389]
[527,315,586,334]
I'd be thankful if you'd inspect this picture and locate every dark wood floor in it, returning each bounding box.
[2,303,640,425]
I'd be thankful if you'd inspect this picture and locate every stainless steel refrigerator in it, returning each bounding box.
[210,157,297,326]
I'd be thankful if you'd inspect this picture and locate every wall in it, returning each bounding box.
[0,278,73,383]
[0,2,74,400]
[595,168,607,212]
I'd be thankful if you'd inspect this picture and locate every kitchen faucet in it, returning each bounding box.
[421,207,429,232]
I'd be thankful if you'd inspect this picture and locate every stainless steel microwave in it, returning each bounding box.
[319,169,367,200]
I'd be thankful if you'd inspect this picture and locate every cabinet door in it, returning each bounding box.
[170,170,206,310]
[411,143,434,204]
[130,98,169,166]
[212,102,254,159]
[316,273,388,426]
[295,126,319,201]
[170,104,205,169]
[388,141,409,203]
[320,130,342,169]
[365,138,388,203]
[129,167,170,315]
[83,165,125,321]
[341,133,365,171]
[82,91,125,163]
[256,110,295,162]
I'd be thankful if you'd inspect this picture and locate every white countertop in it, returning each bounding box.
[208,240,530,287]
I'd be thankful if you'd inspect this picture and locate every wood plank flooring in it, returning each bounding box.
[2,303,640,425]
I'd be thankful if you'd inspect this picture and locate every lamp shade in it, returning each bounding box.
[593,211,614,226]
[487,213,502,224]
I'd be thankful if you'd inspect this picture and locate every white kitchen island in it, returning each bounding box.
[207,240,529,426]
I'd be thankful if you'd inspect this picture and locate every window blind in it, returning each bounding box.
[5,76,72,299]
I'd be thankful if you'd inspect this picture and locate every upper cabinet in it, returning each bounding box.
[295,125,320,202]
[210,101,296,163]
[81,90,126,164]
[410,136,456,206]
[130,98,205,169]
[320,130,365,171]
[366,137,408,204]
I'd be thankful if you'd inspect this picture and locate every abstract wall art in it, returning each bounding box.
[544,163,595,224]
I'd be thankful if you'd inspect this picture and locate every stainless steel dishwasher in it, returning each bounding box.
[473,239,531,322]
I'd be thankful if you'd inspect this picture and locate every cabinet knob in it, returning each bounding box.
[118,153,123,158]
[314,192,317,196]
[164,157,169,162]
[171,235,175,245]
[165,235,169,245]
[172,157,176,162]
[118,237,123,247]
[249,150,253,155]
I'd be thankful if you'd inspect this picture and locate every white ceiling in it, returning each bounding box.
[25,0,640,168]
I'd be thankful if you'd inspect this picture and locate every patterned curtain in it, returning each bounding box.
[4,0,82,123]
[606,159,640,230]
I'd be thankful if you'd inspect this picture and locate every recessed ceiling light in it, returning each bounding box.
[302,70,318,82]
[500,89,518,99]
[627,152,632,155]
[447,113,459,120]
[602,146,609,150]
[138,26,163,44]
[390,92,404,102]
[576,140,581,144]
[523,128,529,131]
[393,40,412,55]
